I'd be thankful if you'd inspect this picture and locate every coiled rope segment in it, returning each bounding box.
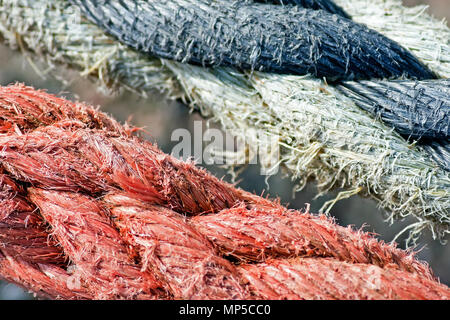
[1,84,449,300]
[0,0,449,243]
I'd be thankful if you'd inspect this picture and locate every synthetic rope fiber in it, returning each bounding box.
[0,0,449,243]
[0,84,449,299]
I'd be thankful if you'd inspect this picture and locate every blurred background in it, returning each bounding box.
[0,0,449,299]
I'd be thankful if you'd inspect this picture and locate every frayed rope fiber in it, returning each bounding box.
[253,0,350,19]
[1,84,449,300]
[0,0,449,243]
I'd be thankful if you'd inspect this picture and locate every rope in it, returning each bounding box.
[339,80,449,140]
[71,0,449,170]
[0,0,449,243]
[254,0,351,18]
[338,79,450,170]
[70,0,435,81]
[1,84,449,299]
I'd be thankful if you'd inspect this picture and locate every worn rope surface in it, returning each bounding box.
[253,0,351,18]
[70,0,436,81]
[0,0,449,243]
[1,84,449,300]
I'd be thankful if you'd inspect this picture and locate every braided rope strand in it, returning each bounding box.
[0,84,449,299]
[0,0,448,242]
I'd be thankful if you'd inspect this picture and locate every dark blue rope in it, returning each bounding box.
[253,0,350,18]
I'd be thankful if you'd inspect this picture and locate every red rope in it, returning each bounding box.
[0,84,448,300]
